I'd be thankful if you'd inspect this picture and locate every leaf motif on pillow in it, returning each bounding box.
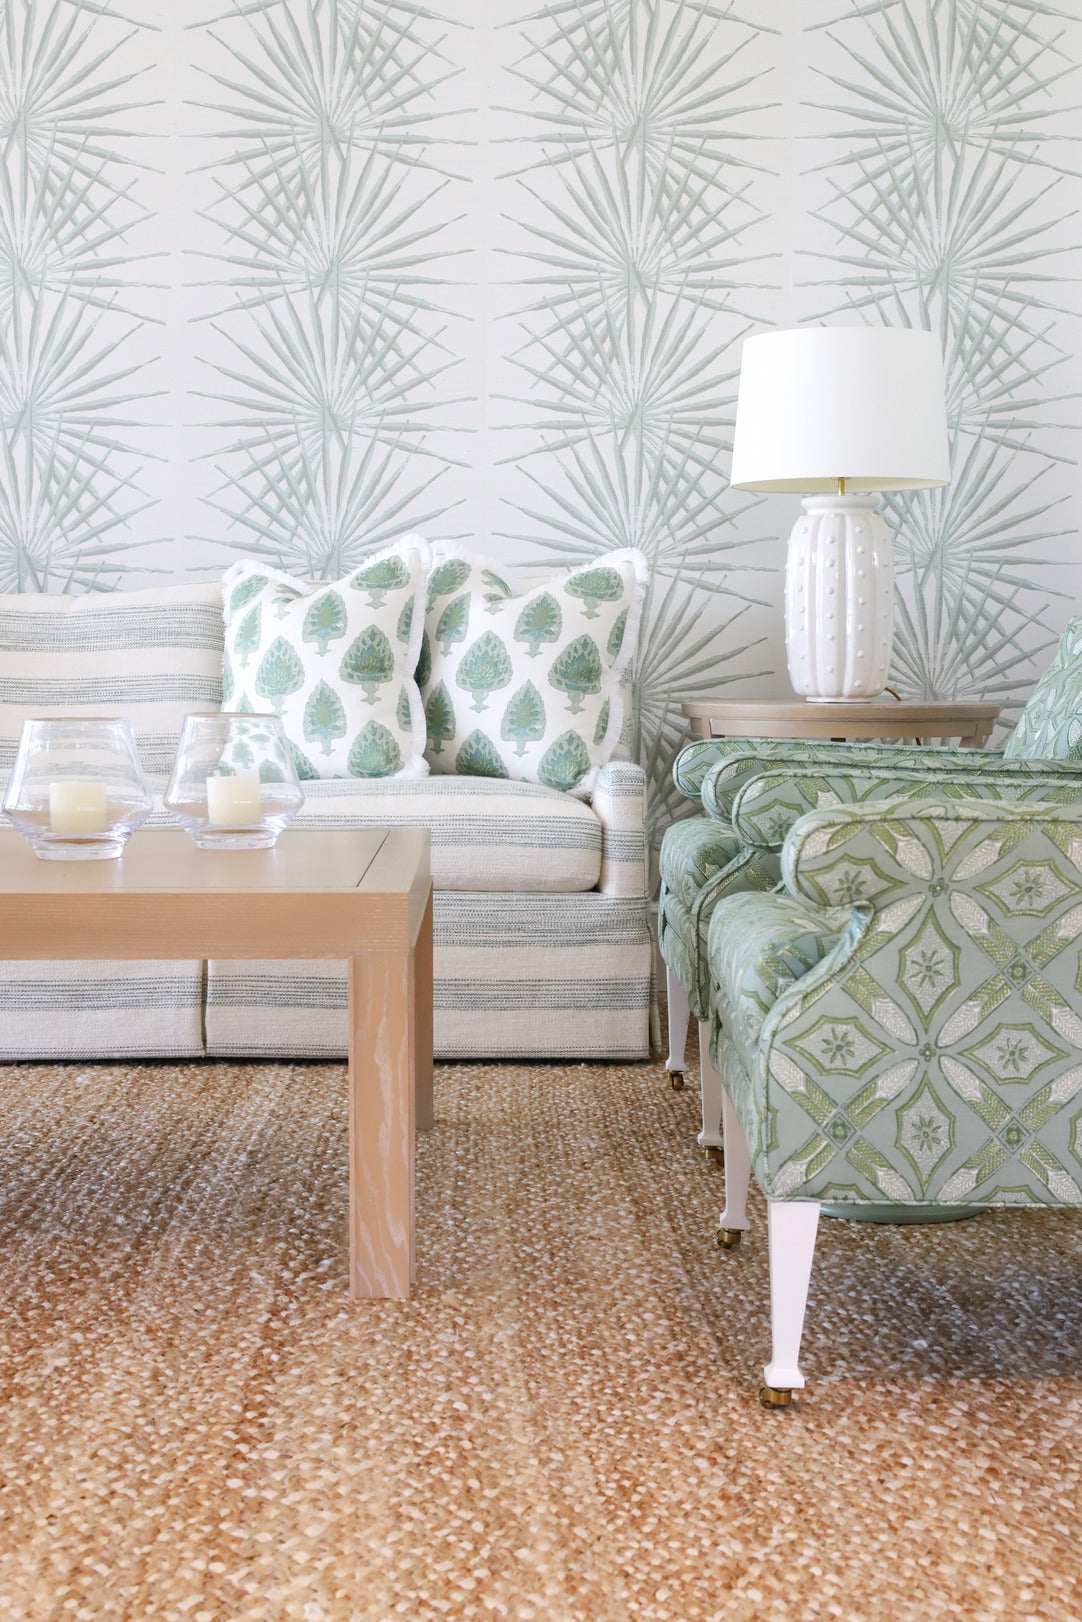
[607,608,628,660]
[481,568,512,610]
[513,592,561,658]
[347,720,403,777]
[303,680,346,755]
[436,591,470,655]
[235,604,261,668]
[538,730,590,790]
[501,681,546,756]
[351,555,410,608]
[426,557,470,607]
[289,739,320,782]
[593,698,610,745]
[416,628,431,688]
[425,680,456,754]
[255,636,305,712]
[456,630,513,712]
[340,626,395,702]
[229,573,267,614]
[396,684,412,731]
[566,566,623,620]
[457,729,509,778]
[549,634,601,714]
[302,590,347,657]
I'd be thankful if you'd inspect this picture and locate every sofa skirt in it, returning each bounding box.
[0,894,652,1064]
[204,893,653,1062]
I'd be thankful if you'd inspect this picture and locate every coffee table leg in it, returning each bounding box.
[414,888,434,1135]
[348,947,414,1300]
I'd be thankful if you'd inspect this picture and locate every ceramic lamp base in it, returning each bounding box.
[785,496,893,700]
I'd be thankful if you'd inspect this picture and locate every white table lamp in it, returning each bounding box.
[730,327,950,701]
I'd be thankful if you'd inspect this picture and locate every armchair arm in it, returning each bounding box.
[591,761,647,897]
[731,760,1082,852]
[781,795,1082,912]
[696,738,1010,821]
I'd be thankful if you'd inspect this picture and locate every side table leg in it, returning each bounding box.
[348,948,414,1300]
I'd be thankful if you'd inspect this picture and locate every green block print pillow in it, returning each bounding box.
[1003,614,1082,761]
[420,545,646,795]
[220,537,431,780]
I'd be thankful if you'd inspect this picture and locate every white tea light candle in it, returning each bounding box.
[205,772,261,827]
[49,780,108,835]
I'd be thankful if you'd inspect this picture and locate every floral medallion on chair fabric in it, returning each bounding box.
[709,798,1082,1210]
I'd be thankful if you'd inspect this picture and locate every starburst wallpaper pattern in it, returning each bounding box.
[0,0,1079,853]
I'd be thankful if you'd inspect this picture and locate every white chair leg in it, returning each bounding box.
[761,1200,821,1407]
[697,1021,724,1151]
[664,964,691,1091]
[716,1084,751,1246]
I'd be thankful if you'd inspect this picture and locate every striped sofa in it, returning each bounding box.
[0,584,651,1062]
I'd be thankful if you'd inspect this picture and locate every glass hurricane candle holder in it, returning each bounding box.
[2,718,153,860]
[164,714,304,850]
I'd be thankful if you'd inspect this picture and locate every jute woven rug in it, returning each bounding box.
[0,1055,1079,1622]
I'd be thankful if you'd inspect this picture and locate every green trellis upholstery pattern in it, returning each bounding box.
[657,817,780,1021]
[1003,614,1082,761]
[729,763,1082,852]
[708,797,1082,1209]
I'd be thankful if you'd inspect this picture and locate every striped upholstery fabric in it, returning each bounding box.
[0,577,652,1060]
[0,961,206,1060]
[0,584,224,1059]
[279,776,603,892]
[204,893,652,1061]
[0,583,225,777]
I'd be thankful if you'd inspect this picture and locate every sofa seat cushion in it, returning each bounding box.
[286,775,602,892]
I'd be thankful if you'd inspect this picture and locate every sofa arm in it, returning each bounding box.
[591,761,648,897]
[731,760,1082,852]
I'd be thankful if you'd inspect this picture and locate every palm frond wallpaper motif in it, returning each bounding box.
[493,0,778,844]
[802,0,1079,708]
[190,0,469,579]
[0,0,1079,845]
[0,0,159,591]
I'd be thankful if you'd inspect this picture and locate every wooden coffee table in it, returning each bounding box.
[0,826,432,1302]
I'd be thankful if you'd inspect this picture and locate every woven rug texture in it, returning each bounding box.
[0,1054,1079,1622]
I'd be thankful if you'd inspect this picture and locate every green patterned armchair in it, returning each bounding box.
[707,794,1082,1406]
[659,614,1082,1149]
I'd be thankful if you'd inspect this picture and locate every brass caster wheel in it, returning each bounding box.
[669,1070,685,1092]
[703,1145,724,1165]
[716,1227,742,1249]
[759,1386,793,1410]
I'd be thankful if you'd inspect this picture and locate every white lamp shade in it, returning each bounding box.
[730,327,950,493]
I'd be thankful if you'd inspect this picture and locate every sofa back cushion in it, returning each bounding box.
[420,546,645,796]
[1003,614,1082,761]
[0,583,224,778]
[221,538,430,780]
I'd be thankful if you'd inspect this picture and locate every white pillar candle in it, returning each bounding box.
[205,772,261,827]
[49,780,108,835]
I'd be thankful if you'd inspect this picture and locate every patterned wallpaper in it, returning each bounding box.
[0,0,1079,845]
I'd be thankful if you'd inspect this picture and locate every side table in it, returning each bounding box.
[682,698,1000,746]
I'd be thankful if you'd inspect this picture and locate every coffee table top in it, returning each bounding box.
[0,826,430,960]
